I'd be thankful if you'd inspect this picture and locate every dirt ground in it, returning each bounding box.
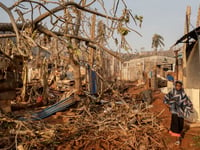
[150,92,200,150]
[52,86,200,150]
[126,84,200,150]
[7,84,200,150]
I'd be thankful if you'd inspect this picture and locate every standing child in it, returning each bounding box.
[163,81,193,145]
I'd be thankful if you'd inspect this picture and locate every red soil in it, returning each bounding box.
[150,92,200,150]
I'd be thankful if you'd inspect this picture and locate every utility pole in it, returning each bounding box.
[88,14,96,94]
[89,14,96,66]
[174,49,180,81]
[182,6,191,87]
[151,48,158,90]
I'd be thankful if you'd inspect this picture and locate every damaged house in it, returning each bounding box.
[121,55,175,82]
[175,26,200,122]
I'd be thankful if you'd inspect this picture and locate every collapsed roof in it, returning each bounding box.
[175,26,200,59]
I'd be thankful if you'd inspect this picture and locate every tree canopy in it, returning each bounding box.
[151,33,164,52]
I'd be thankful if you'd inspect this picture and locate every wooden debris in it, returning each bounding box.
[0,92,168,150]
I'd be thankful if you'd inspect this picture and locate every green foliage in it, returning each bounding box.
[135,15,143,27]
[74,49,81,57]
[97,20,106,43]
[123,45,129,51]
[117,27,130,36]
[67,43,73,49]
[152,34,164,51]
[31,30,38,40]
[122,9,130,23]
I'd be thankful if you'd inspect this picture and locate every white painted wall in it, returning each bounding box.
[161,85,200,122]
[184,41,200,122]
[185,88,200,122]
[186,43,200,88]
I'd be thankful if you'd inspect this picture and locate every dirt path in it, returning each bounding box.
[17,84,199,150]
[150,92,200,150]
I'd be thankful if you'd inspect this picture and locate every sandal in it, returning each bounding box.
[175,140,181,146]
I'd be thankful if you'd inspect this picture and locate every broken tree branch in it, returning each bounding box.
[0,2,25,55]
[17,1,122,25]
[0,23,123,61]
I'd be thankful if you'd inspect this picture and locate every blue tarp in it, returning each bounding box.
[167,74,174,81]
[88,65,97,95]
[19,96,75,121]
[91,70,97,95]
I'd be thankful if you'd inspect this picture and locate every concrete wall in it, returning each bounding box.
[103,54,121,80]
[184,42,200,122]
[185,88,200,122]
[121,56,175,81]
[161,86,200,122]
[121,60,145,81]
[186,42,200,88]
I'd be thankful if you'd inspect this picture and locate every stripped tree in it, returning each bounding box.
[0,0,141,101]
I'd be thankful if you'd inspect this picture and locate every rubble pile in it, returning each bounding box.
[0,91,167,150]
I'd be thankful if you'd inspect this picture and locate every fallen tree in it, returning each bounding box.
[0,90,167,150]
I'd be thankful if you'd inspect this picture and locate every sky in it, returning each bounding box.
[0,0,200,52]
[125,0,200,51]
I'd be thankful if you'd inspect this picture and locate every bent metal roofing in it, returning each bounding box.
[175,26,200,45]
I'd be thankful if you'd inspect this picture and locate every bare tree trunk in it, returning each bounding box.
[62,0,82,93]
[0,3,26,55]
[151,67,158,90]
[182,6,191,87]
[21,61,28,101]
[152,48,158,90]
[89,14,96,94]
[41,58,48,105]
[71,59,81,92]
[71,9,82,93]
